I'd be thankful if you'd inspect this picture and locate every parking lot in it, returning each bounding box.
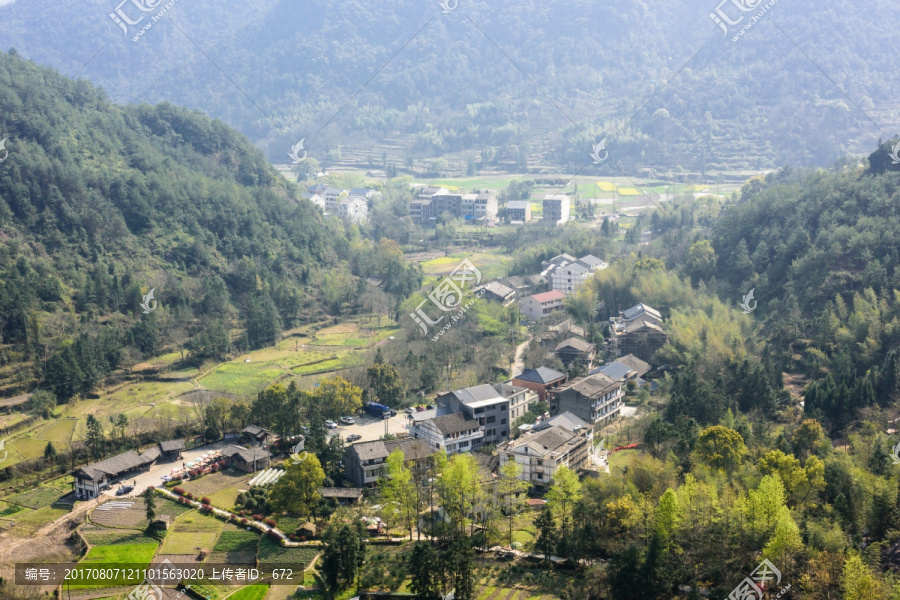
[327,411,415,444]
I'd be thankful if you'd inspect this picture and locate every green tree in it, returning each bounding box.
[43,441,58,465]
[314,376,363,420]
[269,454,326,521]
[694,425,746,472]
[496,458,529,546]
[143,487,157,526]
[408,543,440,597]
[320,520,366,592]
[534,507,558,564]
[367,361,406,408]
[379,449,419,540]
[545,466,582,540]
[686,239,717,283]
[85,414,105,460]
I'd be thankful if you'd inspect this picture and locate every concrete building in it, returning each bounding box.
[410,411,485,455]
[512,367,568,403]
[438,384,511,446]
[589,354,651,382]
[542,195,571,226]
[551,372,624,431]
[343,438,434,488]
[613,321,668,363]
[500,420,591,490]
[494,382,538,424]
[520,290,566,322]
[461,193,498,219]
[543,254,608,295]
[338,197,369,224]
[506,200,532,223]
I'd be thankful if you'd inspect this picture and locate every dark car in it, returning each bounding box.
[497,551,516,561]
[346,434,362,442]
[116,485,134,496]
[416,406,425,412]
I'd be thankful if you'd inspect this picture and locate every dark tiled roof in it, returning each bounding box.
[493,382,528,398]
[443,384,504,406]
[555,337,594,353]
[429,412,481,435]
[140,446,161,462]
[160,439,185,452]
[534,411,588,433]
[74,450,150,482]
[319,487,364,499]
[242,425,268,437]
[514,367,566,385]
[385,438,434,461]
[557,372,621,398]
[617,354,651,376]
[226,445,270,463]
[622,303,662,321]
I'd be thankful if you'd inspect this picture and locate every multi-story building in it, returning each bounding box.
[322,187,346,210]
[555,337,596,368]
[608,303,667,363]
[520,290,566,322]
[344,438,434,488]
[493,382,538,424]
[438,384,511,446]
[500,419,591,490]
[409,411,485,454]
[589,354,651,382]
[542,195,571,225]
[460,193,498,219]
[551,372,624,431]
[542,254,608,295]
[512,367,568,403]
[506,200,532,223]
[337,197,368,224]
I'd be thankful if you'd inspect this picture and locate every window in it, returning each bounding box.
[537,473,543,480]
[460,440,469,448]
[501,418,507,425]
[501,404,507,411]
[487,416,496,424]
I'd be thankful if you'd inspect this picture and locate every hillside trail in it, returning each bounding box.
[0,496,102,585]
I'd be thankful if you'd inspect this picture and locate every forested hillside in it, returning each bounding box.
[0,0,898,173]
[0,52,417,400]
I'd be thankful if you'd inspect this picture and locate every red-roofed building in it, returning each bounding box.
[520,290,566,322]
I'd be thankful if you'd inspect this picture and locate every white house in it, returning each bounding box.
[520,290,566,322]
[409,411,485,455]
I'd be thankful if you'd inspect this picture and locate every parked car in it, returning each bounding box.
[340,416,355,425]
[346,434,362,442]
[415,406,425,412]
[497,551,516,561]
[325,420,338,429]
[116,485,134,496]
[426,404,435,410]
[405,407,416,414]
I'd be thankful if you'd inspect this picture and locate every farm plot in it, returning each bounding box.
[209,525,259,564]
[257,536,319,566]
[180,471,254,503]
[34,418,78,446]
[5,505,70,537]
[199,362,285,396]
[159,511,225,555]
[5,485,66,509]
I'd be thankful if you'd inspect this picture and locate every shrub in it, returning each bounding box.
[264,518,277,527]
[240,518,248,525]
[253,514,264,521]
[173,487,185,495]
[201,497,211,505]
[289,534,298,541]
[184,492,193,500]
[266,529,281,541]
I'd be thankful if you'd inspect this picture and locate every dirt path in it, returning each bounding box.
[511,335,531,378]
[0,497,101,590]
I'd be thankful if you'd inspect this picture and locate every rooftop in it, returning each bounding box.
[429,412,482,435]
[533,411,589,433]
[319,487,364,499]
[528,290,566,304]
[506,200,531,209]
[622,303,662,321]
[513,366,567,385]
[557,372,622,398]
[555,337,594,353]
[225,445,270,463]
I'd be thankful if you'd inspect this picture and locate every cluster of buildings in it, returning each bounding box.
[408,186,499,226]
[305,184,380,225]
[608,303,668,363]
[407,185,573,228]
[73,439,185,500]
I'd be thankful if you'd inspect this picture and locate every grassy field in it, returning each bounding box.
[159,511,226,555]
[420,251,511,281]
[5,484,67,509]
[81,538,158,563]
[257,536,319,566]
[4,505,70,537]
[226,584,269,600]
[180,470,253,501]
[213,528,259,553]
[199,362,286,396]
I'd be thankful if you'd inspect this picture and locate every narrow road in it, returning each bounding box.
[511,335,531,378]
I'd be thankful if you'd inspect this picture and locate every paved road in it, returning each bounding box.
[116,441,234,498]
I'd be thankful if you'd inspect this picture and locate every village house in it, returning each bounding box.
[500,421,591,490]
[589,354,651,383]
[520,290,566,322]
[612,320,668,363]
[224,445,271,473]
[542,195,571,226]
[512,366,568,403]
[319,487,364,505]
[494,382,538,424]
[551,372,625,432]
[542,253,608,295]
[242,425,269,447]
[555,337,596,368]
[344,438,434,488]
[505,200,532,223]
[73,448,160,500]
[437,384,515,446]
[475,281,517,306]
[410,411,485,455]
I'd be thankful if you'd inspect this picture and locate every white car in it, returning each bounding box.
[325,420,338,429]
[340,416,355,425]
[405,407,416,414]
